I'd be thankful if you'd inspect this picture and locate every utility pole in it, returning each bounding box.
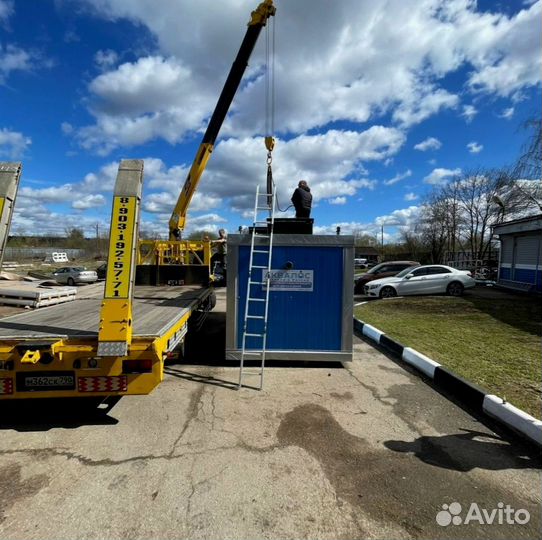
[95,222,100,256]
[381,225,384,258]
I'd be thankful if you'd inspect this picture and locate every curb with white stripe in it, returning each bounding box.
[353,317,542,447]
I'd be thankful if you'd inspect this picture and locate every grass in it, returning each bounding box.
[354,293,542,418]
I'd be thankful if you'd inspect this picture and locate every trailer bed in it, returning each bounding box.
[0,285,211,340]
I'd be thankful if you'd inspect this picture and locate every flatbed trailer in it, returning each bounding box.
[0,284,213,399]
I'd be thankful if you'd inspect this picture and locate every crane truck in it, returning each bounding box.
[0,0,276,400]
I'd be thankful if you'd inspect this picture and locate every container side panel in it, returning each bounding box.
[237,245,344,350]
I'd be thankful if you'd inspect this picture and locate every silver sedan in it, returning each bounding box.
[364,264,476,298]
[52,266,98,286]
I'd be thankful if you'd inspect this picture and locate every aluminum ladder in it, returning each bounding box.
[238,184,276,390]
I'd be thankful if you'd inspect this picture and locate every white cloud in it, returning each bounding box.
[94,49,119,70]
[142,192,173,214]
[312,221,382,237]
[0,44,34,83]
[466,0,541,97]
[9,139,502,239]
[72,194,106,209]
[76,55,216,154]
[351,179,377,190]
[384,169,412,186]
[12,156,223,237]
[0,128,31,159]
[19,184,74,203]
[423,167,461,185]
[184,213,227,230]
[461,104,477,123]
[142,190,222,215]
[0,0,50,82]
[64,30,80,43]
[404,192,418,201]
[329,196,346,205]
[15,160,126,220]
[69,0,540,153]
[499,107,515,119]
[375,206,421,228]
[11,199,112,236]
[414,137,442,151]
[467,141,483,153]
[138,127,401,225]
[80,161,122,192]
[391,88,458,127]
[88,56,190,114]
[61,122,74,134]
[0,0,13,23]
[201,127,403,215]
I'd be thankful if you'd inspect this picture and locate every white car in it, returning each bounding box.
[364,264,475,298]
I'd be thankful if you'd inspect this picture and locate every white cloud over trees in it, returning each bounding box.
[423,167,462,185]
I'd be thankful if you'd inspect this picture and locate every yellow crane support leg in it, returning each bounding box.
[98,160,144,357]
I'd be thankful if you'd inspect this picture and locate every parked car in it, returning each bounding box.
[364,264,475,298]
[96,263,107,280]
[52,266,98,285]
[354,260,419,294]
[354,258,368,269]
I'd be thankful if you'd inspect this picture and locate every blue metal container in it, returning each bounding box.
[226,234,354,361]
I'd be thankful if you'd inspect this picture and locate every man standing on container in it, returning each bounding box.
[211,228,227,275]
[291,180,312,218]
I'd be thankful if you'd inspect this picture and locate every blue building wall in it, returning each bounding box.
[514,267,537,284]
[499,265,542,291]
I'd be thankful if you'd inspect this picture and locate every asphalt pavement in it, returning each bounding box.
[0,288,540,540]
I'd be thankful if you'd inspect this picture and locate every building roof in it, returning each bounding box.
[492,213,542,236]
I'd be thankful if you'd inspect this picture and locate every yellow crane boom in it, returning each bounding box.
[168,0,276,240]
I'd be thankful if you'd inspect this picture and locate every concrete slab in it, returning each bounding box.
[0,281,77,308]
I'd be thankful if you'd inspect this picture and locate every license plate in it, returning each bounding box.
[16,371,76,392]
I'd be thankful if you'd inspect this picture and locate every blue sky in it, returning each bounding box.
[0,0,540,240]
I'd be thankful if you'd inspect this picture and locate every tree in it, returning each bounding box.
[186,229,216,241]
[400,230,429,262]
[352,231,378,247]
[513,118,541,182]
[415,167,516,264]
[503,118,542,215]
[64,227,86,249]
[451,169,509,261]
[139,229,163,240]
[415,193,450,263]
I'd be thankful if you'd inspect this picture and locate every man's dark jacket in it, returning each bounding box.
[291,185,312,211]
